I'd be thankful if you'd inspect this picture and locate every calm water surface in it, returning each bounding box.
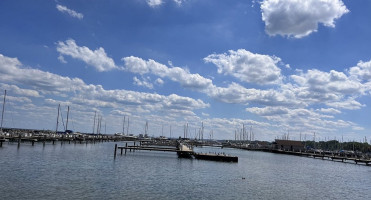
[0,142,370,199]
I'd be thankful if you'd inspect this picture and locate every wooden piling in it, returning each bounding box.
[125,143,127,155]
[114,144,117,159]
[18,135,21,148]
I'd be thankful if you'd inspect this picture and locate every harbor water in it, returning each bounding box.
[0,142,370,199]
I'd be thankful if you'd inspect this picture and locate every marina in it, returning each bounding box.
[1,130,369,166]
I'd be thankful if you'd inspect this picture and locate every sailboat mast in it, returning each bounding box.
[127,117,129,135]
[55,104,60,134]
[201,122,204,142]
[0,90,6,132]
[170,125,172,139]
[123,116,126,134]
[99,116,102,134]
[92,111,96,134]
[65,106,70,131]
[145,121,148,136]
[162,124,164,137]
[96,115,101,134]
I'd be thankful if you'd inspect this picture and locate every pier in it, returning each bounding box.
[227,146,371,166]
[115,142,238,162]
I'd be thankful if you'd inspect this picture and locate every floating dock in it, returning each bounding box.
[116,143,238,162]
[193,152,238,162]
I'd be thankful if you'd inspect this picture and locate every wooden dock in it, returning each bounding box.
[234,147,371,166]
[116,143,193,156]
[193,152,238,162]
[115,143,238,162]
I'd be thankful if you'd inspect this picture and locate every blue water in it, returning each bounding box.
[0,142,370,199]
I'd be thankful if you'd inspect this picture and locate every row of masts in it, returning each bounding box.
[183,122,214,140]
[280,131,369,144]
[235,124,254,141]
[137,120,213,140]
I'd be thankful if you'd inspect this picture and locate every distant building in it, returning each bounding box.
[274,140,305,152]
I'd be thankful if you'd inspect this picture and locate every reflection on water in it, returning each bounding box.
[0,142,370,199]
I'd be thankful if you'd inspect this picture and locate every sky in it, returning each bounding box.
[0,0,371,142]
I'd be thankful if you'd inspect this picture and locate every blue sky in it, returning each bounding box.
[1,0,371,142]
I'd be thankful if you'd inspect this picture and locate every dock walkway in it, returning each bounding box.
[115,143,238,162]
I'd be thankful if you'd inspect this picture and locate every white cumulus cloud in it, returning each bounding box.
[56,39,119,72]
[349,60,371,81]
[290,69,364,106]
[155,78,164,85]
[261,0,349,38]
[204,49,283,85]
[123,56,213,90]
[133,76,154,89]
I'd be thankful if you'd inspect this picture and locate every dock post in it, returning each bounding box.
[114,144,117,159]
[134,142,136,152]
[121,147,123,155]
[18,135,21,148]
[0,141,2,147]
[125,143,127,155]
[32,140,34,146]
[53,140,55,145]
